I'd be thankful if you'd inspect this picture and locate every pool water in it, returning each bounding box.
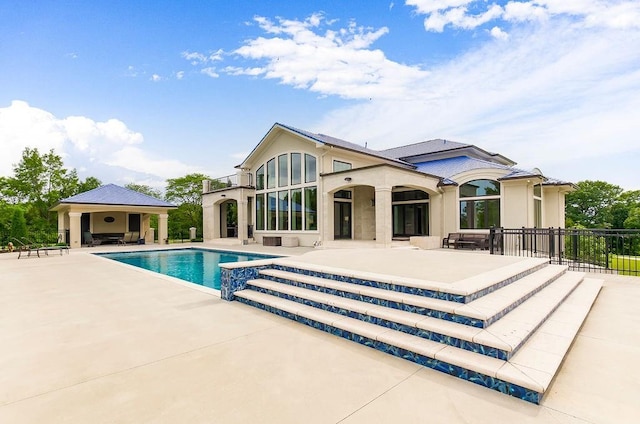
[98,248,275,290]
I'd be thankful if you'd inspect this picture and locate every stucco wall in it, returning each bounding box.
[92,212,127,233]
[353,185,376,240]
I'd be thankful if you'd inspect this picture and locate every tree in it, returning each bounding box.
[0,148,102,232]
[165,173,211,238]
[125,183,162,199]
[624,207,640,229]
[565,180,623,228]
[611,190,640,229]
[9,208,27,241]
[125,183,161,237]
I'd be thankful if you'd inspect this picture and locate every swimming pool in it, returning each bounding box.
[98,248,276,290]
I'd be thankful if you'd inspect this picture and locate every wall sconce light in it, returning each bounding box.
[344,177,352,182]
[221,194,226,197]
[370,199,375,207]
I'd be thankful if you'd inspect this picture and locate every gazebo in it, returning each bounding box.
[51,184,176,248]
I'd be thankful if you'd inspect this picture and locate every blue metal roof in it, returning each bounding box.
[58,184,176,207]
[414,156,542,181]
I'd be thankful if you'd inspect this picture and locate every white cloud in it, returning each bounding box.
[406,0,640,32]
[489,26,509,39]
[151,74,162,82]
[201,67,219,78]
[176,71,185,80]
[216,14,426,100]
[183,8,640,188]
[0,101,202,184]
[313,18,640,187]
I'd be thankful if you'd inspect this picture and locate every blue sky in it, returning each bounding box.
[1,0,639,190]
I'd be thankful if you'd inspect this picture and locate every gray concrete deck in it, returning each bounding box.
[1,243,639,423]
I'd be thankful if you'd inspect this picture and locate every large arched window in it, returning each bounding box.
[255,153,317,232]
[459,179,500,229]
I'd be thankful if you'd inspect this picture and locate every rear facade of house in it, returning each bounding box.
[202,123,571,248]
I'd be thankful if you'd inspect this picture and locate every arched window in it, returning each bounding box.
[459,179,500,229]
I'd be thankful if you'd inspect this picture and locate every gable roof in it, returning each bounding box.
[239,123,413,169]
[56,184,176,208]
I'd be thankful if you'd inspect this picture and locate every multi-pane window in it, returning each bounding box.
[255,153,317,232]
[459,179,500,229]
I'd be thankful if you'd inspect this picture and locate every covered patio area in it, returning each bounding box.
[50,184,176,248]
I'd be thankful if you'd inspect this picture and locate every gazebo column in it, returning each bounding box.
[69,212,82,249]
[158,213,169,244]
[375,186,393,248]
[57,211,66,244]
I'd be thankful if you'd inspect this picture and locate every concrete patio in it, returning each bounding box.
[1,244,638,423]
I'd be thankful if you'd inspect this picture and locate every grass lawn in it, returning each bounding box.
[610,254,640,276]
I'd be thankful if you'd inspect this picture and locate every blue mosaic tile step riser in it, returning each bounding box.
[253,279,490,330]
[246,283,507,359]
[235,296,542,404]
[271,263,550,304]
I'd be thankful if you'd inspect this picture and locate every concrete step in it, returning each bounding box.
[247,269,583,360]
[258,265,571,328]
[234,277,602,404]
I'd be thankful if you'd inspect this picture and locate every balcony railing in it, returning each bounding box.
[489,227,640,276]
[205,173,253,192]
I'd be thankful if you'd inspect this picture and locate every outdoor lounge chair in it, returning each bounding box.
[12,238,41,259]
[83,231,102,247]
[23,237,69,256]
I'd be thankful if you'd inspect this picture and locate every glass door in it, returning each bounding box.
[334,201,352,239]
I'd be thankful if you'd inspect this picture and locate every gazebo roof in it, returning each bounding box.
[54,184,176,208]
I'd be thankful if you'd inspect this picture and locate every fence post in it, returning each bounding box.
[489,227,495,255]
[549,227,555,260]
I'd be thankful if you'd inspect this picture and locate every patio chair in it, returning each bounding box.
[12,237,41,259]
[23,237,69,256]
[83,231,102,247]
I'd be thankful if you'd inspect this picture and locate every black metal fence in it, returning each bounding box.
[489,227,640,276]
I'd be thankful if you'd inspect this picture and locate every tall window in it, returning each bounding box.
[256,165,264,190]
[291,153,302,185]
[534,184,542,228]
[460,179,500,229]
[256,193,265,230]
[305,187,317,230]
[266,158,276,189]
[278,154,288,187]
[305,154,316,183]
[255,153,317,232]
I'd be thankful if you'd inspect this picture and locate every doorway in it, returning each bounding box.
[334,201,352,239]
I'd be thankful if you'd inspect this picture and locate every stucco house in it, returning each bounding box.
[202,123,572,248]
[51,184,176,248]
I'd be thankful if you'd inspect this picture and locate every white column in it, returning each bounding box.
[158,213,169,245]
[375,187,393,248]
[69,212,82,249]
[237,199,248,243]
[202,203,215,241]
